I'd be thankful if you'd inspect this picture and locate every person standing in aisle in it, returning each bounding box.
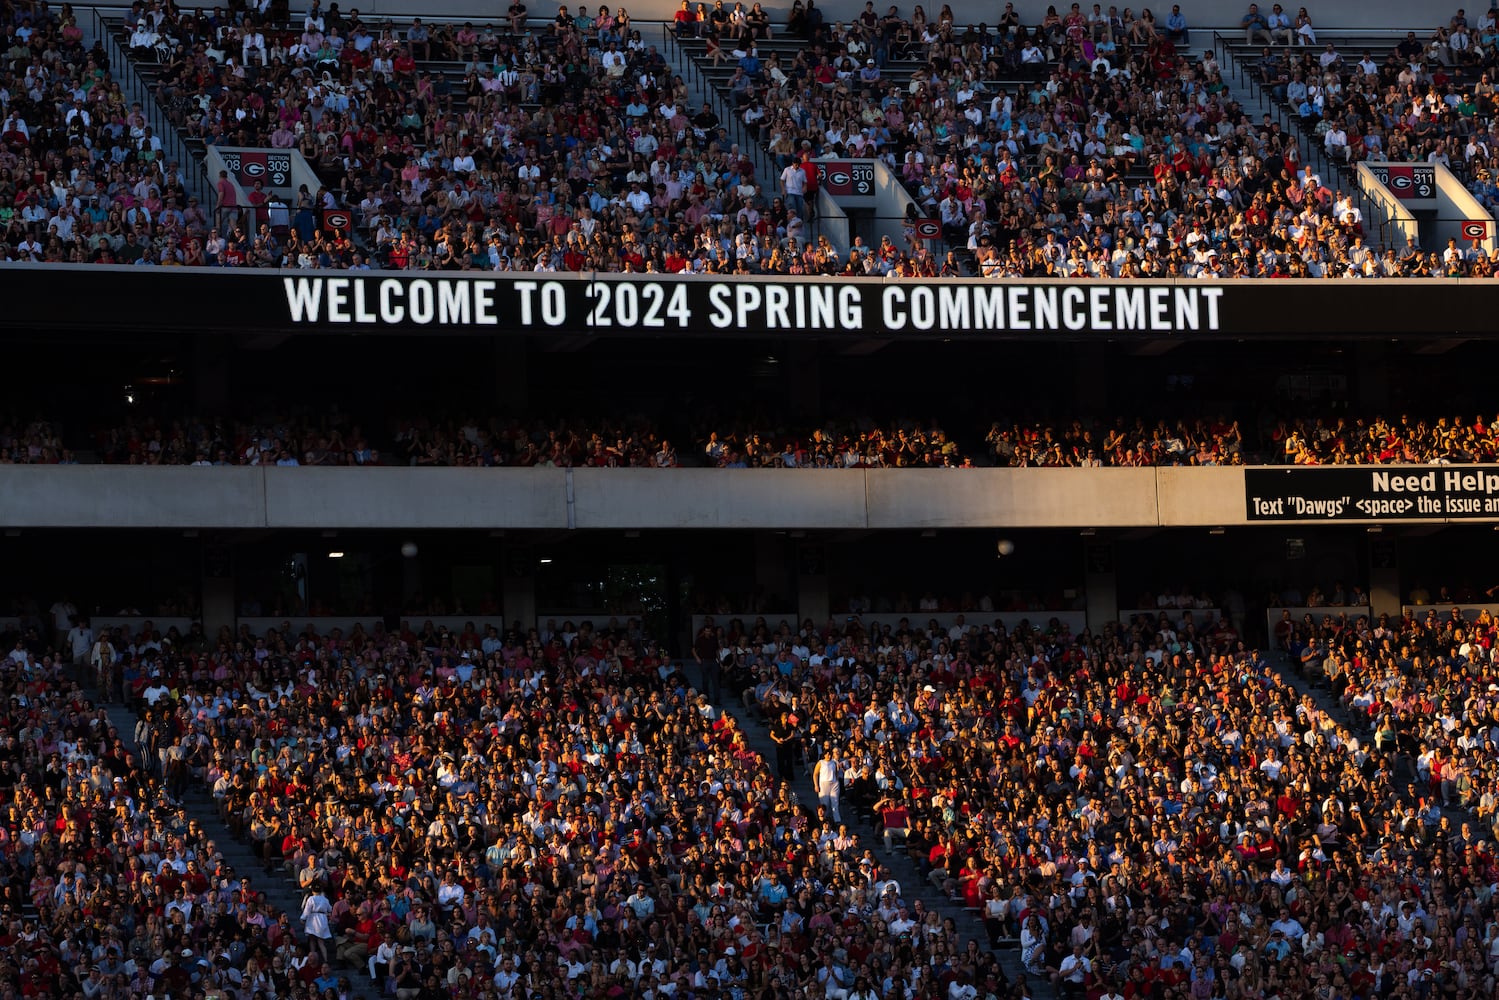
[770,708,797,781]
[813,745,842,821]
[303,883,334,962]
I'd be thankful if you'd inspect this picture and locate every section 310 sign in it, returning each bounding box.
[1245,467,1499,521]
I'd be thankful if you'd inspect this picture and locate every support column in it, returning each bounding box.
[1355,342,1390,412]
[755,533,793,610]
[201,540,236,638]
[494,337,529,411]
[502,576,537,635]
[796,542,828,629]
[1083,542,1118,632]
[787,341,820,423]
[193,336,232,416]
[1074,353,1108,414]
[1369,537,1400,620]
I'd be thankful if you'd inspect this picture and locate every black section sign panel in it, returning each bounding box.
[1245,466,1499,521]
[266,151,292,186]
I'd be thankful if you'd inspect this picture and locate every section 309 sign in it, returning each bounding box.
[1245,467,1499,521]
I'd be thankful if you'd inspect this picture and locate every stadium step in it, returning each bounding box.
[96,686,378,1000]
[710,692,1035,992]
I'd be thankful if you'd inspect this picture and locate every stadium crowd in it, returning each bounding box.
[83,613,1019,1000]
[87,413,680,469]
[8,409,1499,468]
[1248,8,1499,201]
[0,644,348,1000]
[9,571,1499,1000]
[715,607,1499,1000]
[2,0,1497,276]
[1285,602,1499,835]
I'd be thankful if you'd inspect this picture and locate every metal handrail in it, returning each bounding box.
[1211,29,1391,250]
[93,9,210,206]
[658,21,776,191]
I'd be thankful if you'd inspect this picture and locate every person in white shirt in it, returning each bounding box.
[302,886,333,962]
[491,955,520,992]
[49,598,77,646]
[242,24,267,66]
[130,23,160,54]
[1323,121,1348,160]
[1266,4,1293,44]
[813,747,842,821]
[601,42,627,76]
[435,873,466,912]
[608,955,639,982]
[368,933,398,982]
[67,618,94,667]
[947,972,978,1000]
[1056,945,1092,996]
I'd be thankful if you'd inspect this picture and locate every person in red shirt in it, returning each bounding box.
[797,149,820,219]
[673,0,697,35]
[877,790,911,855]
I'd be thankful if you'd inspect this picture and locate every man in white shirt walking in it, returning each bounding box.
[813,745,842,821]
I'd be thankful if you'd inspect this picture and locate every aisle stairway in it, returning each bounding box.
[96,689,376,999]
[711,690,1033,991]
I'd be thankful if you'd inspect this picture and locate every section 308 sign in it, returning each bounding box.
[1245,467,1499,521]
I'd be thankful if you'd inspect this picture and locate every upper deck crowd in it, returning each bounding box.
[1,0,1496,276]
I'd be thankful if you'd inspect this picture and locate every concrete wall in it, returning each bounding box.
[864,468,1160,528]
[262,467,567,529]
[1433,165,1497,256]
[3,463,1481,530]
[571,468,871,529]
[0,466,267,528]
[1355,163,1420,249]
[1154,466,1247,526]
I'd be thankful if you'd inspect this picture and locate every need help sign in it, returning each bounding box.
[1245,467,1499,521]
